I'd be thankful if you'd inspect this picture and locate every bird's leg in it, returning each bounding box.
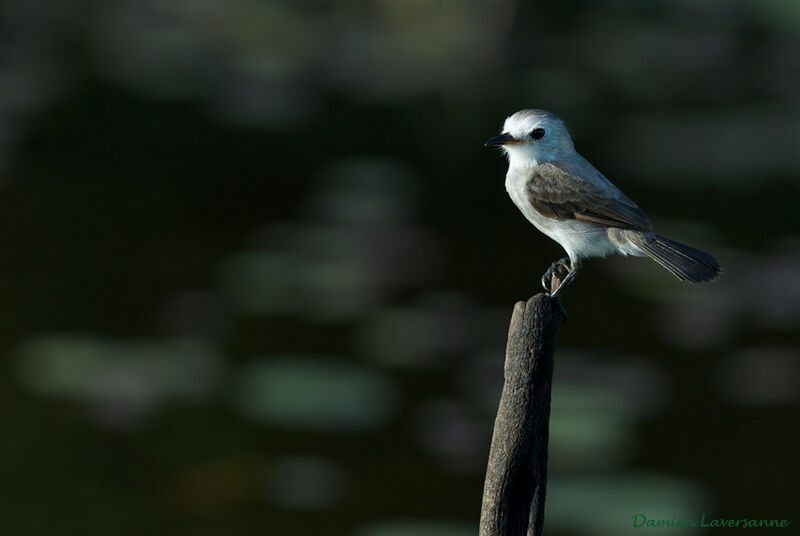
[540,257,571,292]
[550,258,582,299]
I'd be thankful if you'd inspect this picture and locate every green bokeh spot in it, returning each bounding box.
[235,357,398,431]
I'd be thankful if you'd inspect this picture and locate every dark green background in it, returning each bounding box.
[0,1,798,535]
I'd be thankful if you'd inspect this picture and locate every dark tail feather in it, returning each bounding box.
[629,234,722,283]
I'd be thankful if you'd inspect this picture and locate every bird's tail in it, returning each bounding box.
[628,234,722,283]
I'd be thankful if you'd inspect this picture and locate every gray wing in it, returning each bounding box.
[526,155,652,232]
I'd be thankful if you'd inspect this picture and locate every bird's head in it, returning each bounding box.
[485,109,574,167]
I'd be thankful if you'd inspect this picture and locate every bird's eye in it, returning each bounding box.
[531,128,546,140]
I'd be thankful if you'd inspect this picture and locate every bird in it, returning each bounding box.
[485,109,721,299]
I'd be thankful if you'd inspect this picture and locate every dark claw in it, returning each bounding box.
[540,257,571,293]
[540,273,550,293]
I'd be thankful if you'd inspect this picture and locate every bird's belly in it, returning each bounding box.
[507,188,617,259]
[530,216,617,259]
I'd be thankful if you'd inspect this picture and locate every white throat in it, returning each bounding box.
[504,146,540,171]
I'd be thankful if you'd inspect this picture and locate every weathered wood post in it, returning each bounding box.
[479,271,566,536]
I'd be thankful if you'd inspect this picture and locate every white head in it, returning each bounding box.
[485,109,574,168]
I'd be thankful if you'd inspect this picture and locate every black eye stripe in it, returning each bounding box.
[531,128,546,140]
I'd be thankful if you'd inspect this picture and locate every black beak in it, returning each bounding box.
[484,132,517,146]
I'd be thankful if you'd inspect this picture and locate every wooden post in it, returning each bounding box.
[479,271,566,536]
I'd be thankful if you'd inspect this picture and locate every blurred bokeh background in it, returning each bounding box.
[1,1,799,535]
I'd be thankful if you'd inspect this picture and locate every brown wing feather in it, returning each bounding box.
[526,161,652,231]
